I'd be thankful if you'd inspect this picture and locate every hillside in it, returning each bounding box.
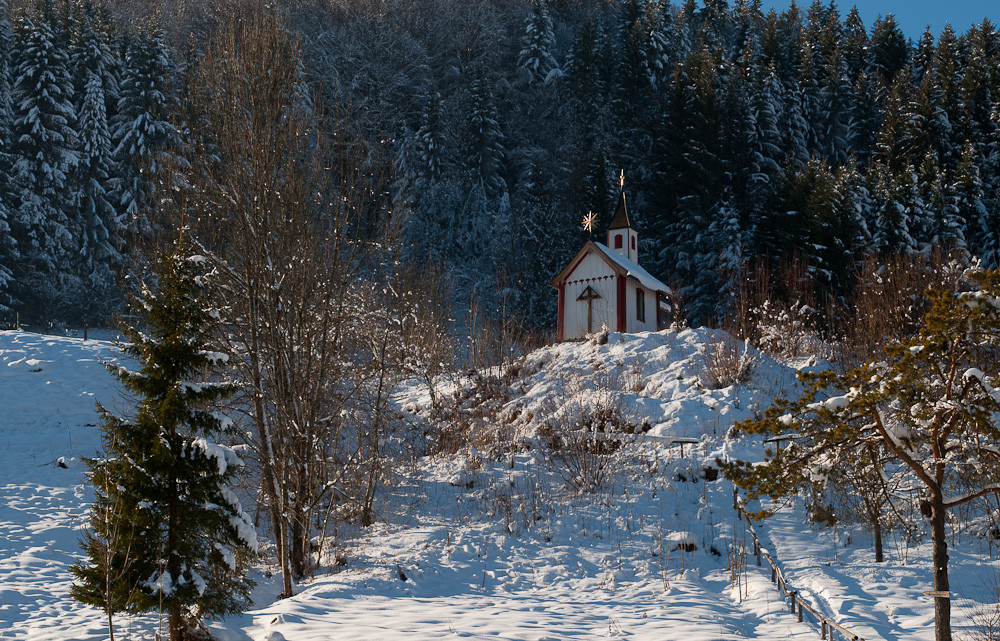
[1,328,997,640]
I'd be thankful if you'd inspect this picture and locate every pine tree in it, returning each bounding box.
[517,0,559,85]
[463,72,506,197]
[71,246,256,641]
[725,269,1000,641]
[10,13,79,319]
[70,3,120,321]
[113,28,173,235]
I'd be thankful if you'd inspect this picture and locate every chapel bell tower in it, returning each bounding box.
[607,171,637,263]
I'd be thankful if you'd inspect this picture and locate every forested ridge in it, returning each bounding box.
[288,0,1000,326]
[3,0,1000,329]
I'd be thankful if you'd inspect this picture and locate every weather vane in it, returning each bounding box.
[582,211,597,238]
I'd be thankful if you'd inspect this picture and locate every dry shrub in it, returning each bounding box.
[967,567,1000,641]
[538,373,637,493]
[839,250,970,371]
[727,255,827,358]
[467,272,546,373]
[751,299,820,358]
[425,372,514,456]
[700,330,758,390]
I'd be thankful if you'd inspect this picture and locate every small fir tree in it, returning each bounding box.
[71,246,256,641]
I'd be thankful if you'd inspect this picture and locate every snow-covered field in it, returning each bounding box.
[2,328,998,640]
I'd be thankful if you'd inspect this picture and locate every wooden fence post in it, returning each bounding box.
[797,600,803,622]
[821,620,827,639]
[771,566,776,583]
[789,591,796,614]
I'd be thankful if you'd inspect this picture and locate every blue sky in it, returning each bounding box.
[756,1,999,40]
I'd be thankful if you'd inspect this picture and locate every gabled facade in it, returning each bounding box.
[550,192,671,341]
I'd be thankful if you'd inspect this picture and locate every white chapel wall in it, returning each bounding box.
[563,251,617,340]
[624,280,658,333]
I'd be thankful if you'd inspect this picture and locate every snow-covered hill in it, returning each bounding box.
[1,329,997,640]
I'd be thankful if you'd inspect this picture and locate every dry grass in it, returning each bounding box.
[700,330,757,390]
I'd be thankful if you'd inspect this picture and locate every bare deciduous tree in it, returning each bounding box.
[159,2,391,598]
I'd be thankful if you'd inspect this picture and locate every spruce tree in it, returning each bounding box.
[70,4,120,321]
[10,13,78,319]
[463,72,506,197]
[113,28,173,235]
[0,0,14,311]
[517,0,559,85]
[71,245,256,641]
[954,141,991,261]
[412,89,446,199]
[870,14,908,89]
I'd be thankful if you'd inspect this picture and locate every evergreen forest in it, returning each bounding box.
[3,0,1000,331]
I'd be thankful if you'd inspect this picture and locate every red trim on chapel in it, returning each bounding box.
[616,275,626,332]
[557,282,565,341]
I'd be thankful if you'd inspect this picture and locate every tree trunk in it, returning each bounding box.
[873,517,883,563]
[930,493,952,641]
[279,513,293,599]
[250,341,292,599]
[291,512,308,578]
[168,604,183,641]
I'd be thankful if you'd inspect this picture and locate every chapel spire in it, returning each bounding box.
[606,170,637,263]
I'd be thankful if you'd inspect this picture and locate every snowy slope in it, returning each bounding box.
[1,329,997,640]
[0,331,124,639]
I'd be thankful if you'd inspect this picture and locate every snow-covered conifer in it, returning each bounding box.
[463,72,506,197]
[954,142,991,261]
[10,13,78,316]
[869,162,917,255]
[412,90,446,196]
[517,0,559,84]
[71,244,255,641]
[69,5,120,319]
[113,28,174,234]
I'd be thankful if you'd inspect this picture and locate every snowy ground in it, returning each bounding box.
[1,329,998,640]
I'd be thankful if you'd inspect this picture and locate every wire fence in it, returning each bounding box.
[732,490,866,641]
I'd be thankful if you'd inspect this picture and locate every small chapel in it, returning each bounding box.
[549,183,671,341]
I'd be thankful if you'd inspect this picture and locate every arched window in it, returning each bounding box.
[614,234,623,249]
[631,236,636,250]
[636,288,645,322]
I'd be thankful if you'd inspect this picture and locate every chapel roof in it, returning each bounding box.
[607,190,631,230]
